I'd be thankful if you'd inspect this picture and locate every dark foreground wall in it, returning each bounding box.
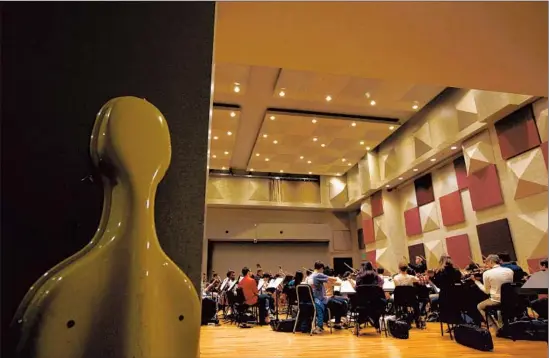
[1,2,215,349]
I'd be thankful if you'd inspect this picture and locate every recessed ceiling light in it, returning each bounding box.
[365,92,371,98]
[347,163,352,166]
[307,160,312,164]
[222,166,226,170]
[321,143,326,147]
[300,156,304,159]
[227,131,232,135]
[412,104,419,110]
[308,171,312,175]
[336,173,341,176]
[325,95,332,102]
[430,158,436,162]
[341,158,346,162]
[265,158,270,162]
[413,168,418,172]
[256,153,260,157]
[270,115,276,120]
[273,140,278,144]
[366,146,371,151]
[250,168,254,172]
[399,177,404,180]
[389,126,395,130]
[212,155,217,158]
[360,141,365,145]
[224,151,229,155]
[278,90,285,97]
[312,119,317,124]
[213,136,218,140]
[351,122,357,127]
[313,137,318,142]
[370,100,376,106]
[451,146,458,150]
[280,170,284,173]
[230,111,236,117]
[385,184,390,188]
[233,83,240,93]
[263,134,268,138]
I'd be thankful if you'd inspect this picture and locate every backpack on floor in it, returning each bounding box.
[387,317,410,339]
[270,318,296,333]
[454,324,493,351]
[497,319,548,342]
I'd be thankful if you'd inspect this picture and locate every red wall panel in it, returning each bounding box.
[414,174,435,206]
[445,234,471,269]
[495,105,541,160]
[408,243,426,263]
[454,156,469,190]
[371,191,384,218]
[362,218,375,244]
[541,141,548,168]
[527,257,547,273]
[468,164,504,211]
[404,207,422,236]
[365,250,377,267]
[439,190,466,226]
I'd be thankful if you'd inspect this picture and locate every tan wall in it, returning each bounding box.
[203,207,359,274]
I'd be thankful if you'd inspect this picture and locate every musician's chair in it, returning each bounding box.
[352,285,387,337]
[293,285,332,335]
[439,283,467,339]
[393,286,421,328]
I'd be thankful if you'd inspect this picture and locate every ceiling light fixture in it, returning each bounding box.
[321,144,326,147]
[224,151,229,155]
[270,115,276,120]
[336,173,341,176]
[385,184,390,188]
[412,103,419,110]
[389,126,395,130]
[265,158,270,162]
[430,158,436,162]
[325,95,332,102]
[230,111,236,117]
[366,146,371,151]
[312,119,317,124]
[342,158,346,162]
[227,131,232,136]
[399,177,404,180]
[280,170,284,173]
[451,146,458,150]
[263,134,268,138]
[212,155,217,158]
[278,90,286,97]
[273,140,278,144]
[313,137,318,142]
[307,160,312,164]
[213,136,218,140]
[300,156,304,159]
[370,100,376,106]
[256,153,260,157]
[413,168,418,172]
[233,83,241,93]
[222,166,226,170]
[347,163,352,166]
[351,122,357,127]
[308,172,312,175]
[365,92,371,98]
[360,141,365,145]
[250,168,254,172]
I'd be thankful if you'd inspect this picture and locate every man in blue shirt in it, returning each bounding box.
[498,252,527,283]
[306,261,338,334]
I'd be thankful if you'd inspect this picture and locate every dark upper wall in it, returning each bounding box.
[1,2,215,349]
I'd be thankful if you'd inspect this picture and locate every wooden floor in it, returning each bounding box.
[200,323,547,358]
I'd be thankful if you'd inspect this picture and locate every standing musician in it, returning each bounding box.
[472,254,513,327]
[408,256,427,275]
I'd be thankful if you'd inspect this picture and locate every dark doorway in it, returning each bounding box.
[333,257,354,277]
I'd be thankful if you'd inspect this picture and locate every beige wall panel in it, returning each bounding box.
[280,181,321,204]
[345,166,362,201]
[473,91,533,123]
[432,163,459,197]
[533,97,548,142]
[332,230,352,251]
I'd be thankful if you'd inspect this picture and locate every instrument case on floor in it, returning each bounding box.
[271,318,296,332]
[497,319,548,342]
[454,324,493,351]
[387,317,410,339]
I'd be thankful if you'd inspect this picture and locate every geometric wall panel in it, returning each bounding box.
[371,190,384,218]
[376,247,395,272]
[439,190,466,227]
[455,90,480,132]
[362,218,375,245]
[400,183,418,211]
[357,228,365,250]
[542,142,548,168]
[415,173,435,206]
[373,216,388,241]
[404,207,422,237]
[365,250,377,266]
[380,148,398,181]
[533,98,548,143]
[445,234,472,270]
[495,105,541,160]
[507,147,548,200]
[360,198,372,219]
[462,130,495,175]
[408,243,426,264]
[413,122,433,158]
[468,164,504,212]
[517,209,548,263]
[454,156,469,190]
[419,202,440,233]
[425,239,445,269]
[477,218,517,262]
[434,163,459,197]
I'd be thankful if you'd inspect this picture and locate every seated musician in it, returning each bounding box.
[408,256,427,275]
[255,268,264,284]
[498,252,527,283]
[428,256,461,308]
[531,259,548,319]
[342,271,356,289]
[323,267,349,330]
[356,261,383,287]
[305,261,339,334]
[288,271,303,288]
[239,267,272,324]
[393,262,421,327]
[472,254,513,327]
[377,267,389,279]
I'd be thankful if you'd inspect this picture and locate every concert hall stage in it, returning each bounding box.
[200,323,547,358]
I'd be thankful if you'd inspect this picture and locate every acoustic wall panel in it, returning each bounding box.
[462,130,495,175]
[542,142,548,168]
[408,243,426,263]
[476,219,517,261]
[414,174,435,206]
[400,183,418,211]
[365,250,377,266]
[506,147,548,200]
[445,234,472,269]
[419,202,440,233]
[362,218,375,244]
[439,190,466,227]
[468,164,504,211]
[527,257,547,274]
[454,156,469,190]
[533,98,548,143]
[404,207,422,237]
[373,216,387,241]
[425,240,445,269]
[371,191,384,218]
[357,228,365,250]
[495,105,541,160]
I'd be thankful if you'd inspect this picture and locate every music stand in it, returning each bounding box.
[520,271,548,296]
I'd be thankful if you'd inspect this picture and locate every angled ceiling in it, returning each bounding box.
[215,2,548,97]
[209,64,444,174]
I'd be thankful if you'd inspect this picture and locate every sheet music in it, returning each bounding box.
[268,277,284,289]
[257,279,265,291]
[383,277,395,291]
[523,271,549,289]
[220,278,229,291]
[340,280,356,294]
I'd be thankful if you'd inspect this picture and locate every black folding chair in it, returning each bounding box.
[293,284,332,335]
[393,286,420,326]
[354,284,387,337]
[439,283,466,339]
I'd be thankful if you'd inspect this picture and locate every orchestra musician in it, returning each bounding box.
[356,261,383,288]
[303,261,339,334]
[471,254,513,327]
[239,267,272,325]
[393,262,422,328]
[498,252,528,283]
[531,259,548,319]
[408,256,427,275]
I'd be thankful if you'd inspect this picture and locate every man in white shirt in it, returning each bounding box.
[473,254,513,325]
